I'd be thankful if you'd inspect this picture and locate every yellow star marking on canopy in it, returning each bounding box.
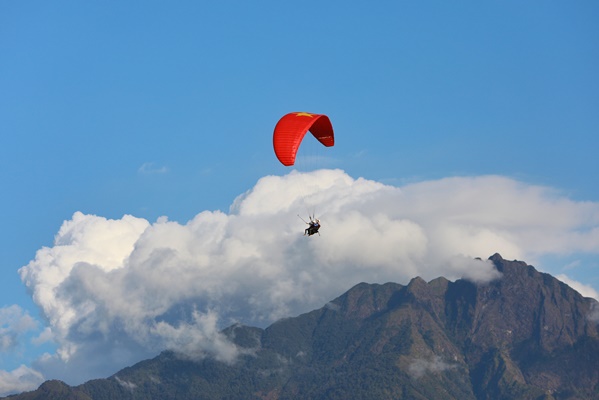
[295,112,314,118]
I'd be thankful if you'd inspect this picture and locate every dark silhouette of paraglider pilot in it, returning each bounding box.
[304,217,321,236]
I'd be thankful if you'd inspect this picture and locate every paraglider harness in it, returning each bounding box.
[299,215,321,236]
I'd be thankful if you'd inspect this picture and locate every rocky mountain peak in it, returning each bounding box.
[6,255,599,400]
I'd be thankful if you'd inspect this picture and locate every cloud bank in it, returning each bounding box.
[14,170,599,388]
[0,366,44,397]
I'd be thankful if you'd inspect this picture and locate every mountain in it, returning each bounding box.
[6,254,599,399]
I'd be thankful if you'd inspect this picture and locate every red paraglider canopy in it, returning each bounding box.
[273,112,334,166]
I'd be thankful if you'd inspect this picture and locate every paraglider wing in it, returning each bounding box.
[273,112,334,166]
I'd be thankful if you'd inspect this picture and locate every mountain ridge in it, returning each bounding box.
[5,254,599,399]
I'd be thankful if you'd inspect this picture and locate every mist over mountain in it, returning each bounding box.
[5,254,599,399]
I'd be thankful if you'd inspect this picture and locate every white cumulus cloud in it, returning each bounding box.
[18,170,599,385]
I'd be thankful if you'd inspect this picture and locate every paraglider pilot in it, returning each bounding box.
[304,217,321,236]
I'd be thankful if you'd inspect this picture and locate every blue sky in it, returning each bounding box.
[1,0,598,395]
